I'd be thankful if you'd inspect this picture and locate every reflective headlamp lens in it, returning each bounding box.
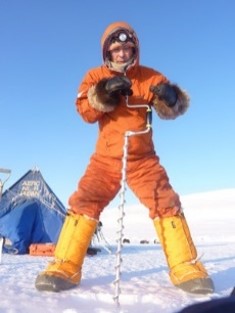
[118,32,128,42]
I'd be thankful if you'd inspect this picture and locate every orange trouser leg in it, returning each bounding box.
[127,155,181,218]
[68,154,122,219]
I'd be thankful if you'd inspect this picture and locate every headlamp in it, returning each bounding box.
[110,30,133,44]
[118,32,128,42]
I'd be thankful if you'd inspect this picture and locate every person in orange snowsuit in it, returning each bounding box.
[35,21,214,294]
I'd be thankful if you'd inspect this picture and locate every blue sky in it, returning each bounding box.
[1,0,235,207]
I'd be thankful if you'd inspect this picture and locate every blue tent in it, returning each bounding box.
[0,168,66,254]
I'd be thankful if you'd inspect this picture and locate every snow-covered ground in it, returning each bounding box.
[0,189,235,313]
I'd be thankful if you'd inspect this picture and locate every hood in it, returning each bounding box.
[101,21,139,70]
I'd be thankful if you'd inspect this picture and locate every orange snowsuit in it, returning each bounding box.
[69,22,189,220]
[36,23,213,296]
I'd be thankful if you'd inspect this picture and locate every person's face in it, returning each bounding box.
[109,44,134,64]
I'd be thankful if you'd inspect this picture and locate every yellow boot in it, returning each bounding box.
[35,212,98,292]
[154,213,214,294]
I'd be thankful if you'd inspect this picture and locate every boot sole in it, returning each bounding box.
[177,278,215,294]
[35,274,77,292]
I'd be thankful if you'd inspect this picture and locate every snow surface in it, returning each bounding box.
[1,188,235,313]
